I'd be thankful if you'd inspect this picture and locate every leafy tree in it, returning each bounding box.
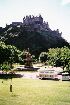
[7,45,22,68]
[60,46,70,71]
[47,47,70,73]
[0,41,8,64]
[0,41,22,69]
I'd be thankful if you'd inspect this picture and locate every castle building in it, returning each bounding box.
[10,15,62,34]
[23,15,43,25]
[11,15,50,32]
[12,22,22,26]
[22,15,51,32]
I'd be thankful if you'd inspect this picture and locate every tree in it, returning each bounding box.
[60,47,70,71]
[0,41,22,69]
[47,47,70,73]
[7,45,22,68]
[0,41,8,64]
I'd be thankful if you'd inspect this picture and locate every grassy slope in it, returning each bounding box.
[0,78,70,105]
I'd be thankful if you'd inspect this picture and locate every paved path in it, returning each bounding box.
[22,72,38,79]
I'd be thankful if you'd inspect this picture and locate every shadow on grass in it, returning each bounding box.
[0,74,23,79]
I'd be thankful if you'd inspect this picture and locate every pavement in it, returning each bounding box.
[22,72,38,79]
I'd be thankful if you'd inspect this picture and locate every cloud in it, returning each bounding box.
[61,0,70,5]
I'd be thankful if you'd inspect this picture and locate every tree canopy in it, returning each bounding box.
[39,46,70,73]
[0,41,22,69]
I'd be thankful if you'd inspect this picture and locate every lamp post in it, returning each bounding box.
[10,77,12,92]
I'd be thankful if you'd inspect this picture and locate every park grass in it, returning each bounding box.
[0,78,70,105]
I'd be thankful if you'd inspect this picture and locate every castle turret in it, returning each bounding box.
[23,15,43,25]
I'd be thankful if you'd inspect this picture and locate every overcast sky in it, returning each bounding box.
[0,0,70,42]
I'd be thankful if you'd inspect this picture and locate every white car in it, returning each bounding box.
[37,68,59,80]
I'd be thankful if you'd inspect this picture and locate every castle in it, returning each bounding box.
[8,15,62,36]
[11,15,51,32]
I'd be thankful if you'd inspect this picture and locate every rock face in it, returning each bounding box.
[0,15,69,57]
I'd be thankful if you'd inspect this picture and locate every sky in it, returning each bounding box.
[0,0,70,42]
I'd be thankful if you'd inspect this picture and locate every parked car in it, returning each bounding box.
[37,67,60,80]
[61,72,70,81]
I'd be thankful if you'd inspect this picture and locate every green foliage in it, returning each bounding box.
[60,46,70,71]
[47,47,70,72]
[39,46,70,72]
[1,25,69,58]
[0,41,23,69]
[47,48,60,66]
[1,63,10,73]
[7,45,21,64]
[0,41,36,68]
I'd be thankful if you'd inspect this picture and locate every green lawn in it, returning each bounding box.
[0,78,70,105]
